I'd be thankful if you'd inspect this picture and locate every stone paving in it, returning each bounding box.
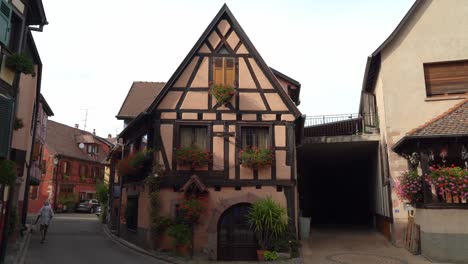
[301,228,432,264]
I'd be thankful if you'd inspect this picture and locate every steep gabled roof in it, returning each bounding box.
[146,4,301,118]
[393,99,468,152]
[361,0,425,95]
[116,82,166,120]
[46,120,111,163]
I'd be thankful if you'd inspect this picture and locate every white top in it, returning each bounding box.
[38,205,54,225]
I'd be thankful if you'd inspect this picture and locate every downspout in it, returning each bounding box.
[21,60,42,227]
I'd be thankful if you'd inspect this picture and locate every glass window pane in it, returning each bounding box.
[180,127,192,148]
[194,127,208,149]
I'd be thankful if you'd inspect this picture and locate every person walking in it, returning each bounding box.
[34,200,54,243]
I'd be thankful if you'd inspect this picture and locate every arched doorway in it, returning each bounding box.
[218,203,257,261]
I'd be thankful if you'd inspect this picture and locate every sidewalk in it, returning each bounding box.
[4,225,33,264]
[102,224,303,264]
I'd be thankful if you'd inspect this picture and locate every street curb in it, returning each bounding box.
[102,224,178,264]
[15,226,32,264]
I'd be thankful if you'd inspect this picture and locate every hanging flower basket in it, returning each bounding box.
[210,82,235,105]
[5,53,35,75]
[175,146,211,169]
[395,170,423,205]
[240,147,274,169]
[117,149,153,178]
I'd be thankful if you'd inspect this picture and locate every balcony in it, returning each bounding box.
[304,113,379,138]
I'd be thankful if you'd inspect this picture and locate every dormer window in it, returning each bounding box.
[86,144,99,154]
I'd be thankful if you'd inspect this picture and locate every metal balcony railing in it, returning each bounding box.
[304,113,379,137]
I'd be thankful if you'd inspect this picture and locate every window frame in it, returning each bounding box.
[240,125,272,149]
[423,59,468,97]
[177,123,210,150]
[212,56,237,87]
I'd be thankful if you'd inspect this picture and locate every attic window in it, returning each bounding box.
[86,144,99,154]
[213,57,235,86]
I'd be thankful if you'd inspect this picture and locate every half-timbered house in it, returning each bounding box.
[114,4,302,261]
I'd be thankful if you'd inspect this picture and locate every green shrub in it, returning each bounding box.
[247,197,288,250]
[264,250,279,261]
[0,160,17,185]
[96,181,109,205]
[5,53,35,75]
[168,223,190,245]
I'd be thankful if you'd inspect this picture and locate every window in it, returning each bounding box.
[86,144,99,154]
[180,126,208,149]
[126,196,139,231]
[0,95,13,158]
[62,161,70,174]
[213,57,235,86]
[60,185,74,194]
[80,165,87,177]
[241,127,270,149]
[41,160,46,174]
[0,1,12,47]
[424,60,468,96]
[29,186,39,200]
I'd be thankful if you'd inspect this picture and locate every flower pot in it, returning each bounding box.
[175,244,190,256]
[257,250,265,261]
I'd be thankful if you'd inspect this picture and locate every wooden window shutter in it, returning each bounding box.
[32,142,41,161]
[213,58,223,85]
[0,1,11,46]
[0,95,13,158]
[424,60,468,96]
[225,58,235,86]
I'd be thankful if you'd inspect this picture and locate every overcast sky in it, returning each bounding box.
[34,0,414,138]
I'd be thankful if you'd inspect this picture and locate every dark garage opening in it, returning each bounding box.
[299,141,379,228]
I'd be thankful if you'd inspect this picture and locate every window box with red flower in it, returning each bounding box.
[426,165,467,204]
[210,82,235,106]
[175,145,211,170]
[240,146,274,169]
[117,149,153,180]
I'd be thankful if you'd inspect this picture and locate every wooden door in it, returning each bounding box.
[218,203,257,261]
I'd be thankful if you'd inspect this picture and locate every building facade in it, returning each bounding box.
[28,121,113,213]
[360,0,468,262]
[0,0,48,260]
[113,5,302,261]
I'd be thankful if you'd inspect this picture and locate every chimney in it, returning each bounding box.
[93,129,96,135]
[75,124,79,129]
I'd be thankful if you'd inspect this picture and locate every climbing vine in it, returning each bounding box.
[145,164,172,237]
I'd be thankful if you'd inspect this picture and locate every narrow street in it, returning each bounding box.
[25,214,165,264]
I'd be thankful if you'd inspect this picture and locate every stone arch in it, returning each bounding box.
[204,192,261,260]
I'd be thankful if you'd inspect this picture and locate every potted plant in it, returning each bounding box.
[0,159,17,186]
[210,82,235,106]
[5,53,35,75]
[175,146,211,170]
[240,146,274,169]
[13,118,23,130]
[168,223,191,256]
[247,197,288,261]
